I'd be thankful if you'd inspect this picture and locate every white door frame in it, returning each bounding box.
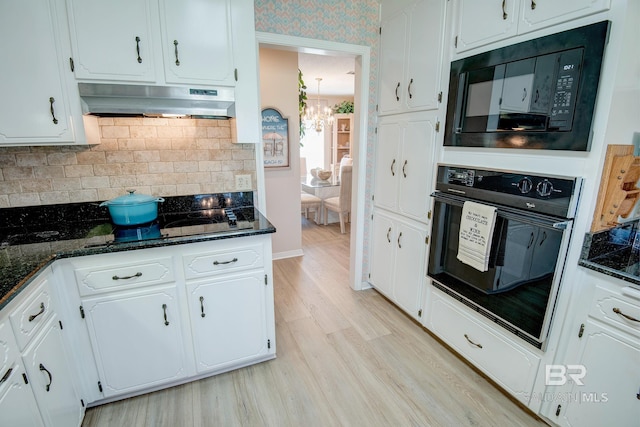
[255,32,370,291]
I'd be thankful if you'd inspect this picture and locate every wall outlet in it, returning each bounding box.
[235,174,252,190]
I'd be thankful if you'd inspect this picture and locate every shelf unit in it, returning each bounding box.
[332,113,353,173]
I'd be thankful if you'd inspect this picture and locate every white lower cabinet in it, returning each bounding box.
[370,209,428,320]
[552,320,640,427]
[2,268,84,427]
[187,271,270,373]
[0,319,44,427]
[0,358,44,427]
[67,235,275,403]
[541,280,640,426]
[428,287,540,405]
[81,286,187,398]
[22,315,84,427]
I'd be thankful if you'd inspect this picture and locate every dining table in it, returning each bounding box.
[301,174,341,224]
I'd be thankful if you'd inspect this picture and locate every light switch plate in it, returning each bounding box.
[235,174,252,190]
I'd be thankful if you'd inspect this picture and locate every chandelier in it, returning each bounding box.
[305,77,334,133]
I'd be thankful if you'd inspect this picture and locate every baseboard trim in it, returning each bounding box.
[272,249,304,260]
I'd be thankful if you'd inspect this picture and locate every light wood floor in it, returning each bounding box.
[82,217,547,427]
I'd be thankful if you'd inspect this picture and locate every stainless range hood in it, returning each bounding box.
[78,83,235,118]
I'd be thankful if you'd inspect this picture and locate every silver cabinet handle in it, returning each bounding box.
[173,40,180,66]
[502,0,508,19]
[49,97,58,124]
[199,296,205,318]
[613,307,640,323]
[28,302,45,322]
[395,82,400,101]
[390,159,396,176]
[397,232,403,248]
[386,227,391,243]
[464,334,483,348]
[402,160,407,178]
[135,36,142,63]
[162,304,169,326]
[408,78,413,99]
[39,364,52,392]
[213,257,238,265]
[112,272,142,280]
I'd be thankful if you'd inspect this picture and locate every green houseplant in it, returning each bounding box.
[333,100,354,114]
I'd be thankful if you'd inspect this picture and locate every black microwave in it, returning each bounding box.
[444,21,610,151]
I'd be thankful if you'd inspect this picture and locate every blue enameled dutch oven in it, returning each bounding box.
[100,190,165,225]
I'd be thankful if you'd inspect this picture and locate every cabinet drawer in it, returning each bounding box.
[182,243,264,279]
[75,256,174,296]
[428,288,540,404]
[590,286,640,338]
[9,276,53,351]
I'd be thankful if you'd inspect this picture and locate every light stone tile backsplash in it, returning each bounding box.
[0,117,256,208]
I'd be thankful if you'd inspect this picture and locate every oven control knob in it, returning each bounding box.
[516,178,533,194]
[536,179,554,197]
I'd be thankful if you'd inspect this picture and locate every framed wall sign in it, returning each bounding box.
[261,107,290,169]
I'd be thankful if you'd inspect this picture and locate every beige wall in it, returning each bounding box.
[0,117,256,207]
[260,47,302,257]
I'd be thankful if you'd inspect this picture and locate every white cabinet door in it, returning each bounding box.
[374,112,436,224]
[520,0,611,35]
[556,320,640,427]
[0,0,76,144]
[160,0,234,85]
[66,0,157,82]
[393,220,428,318]
[0,359,44,427]
[378,10,407,115]
[187,271,269,373]
[455,0,519,53]
[370,210,428,321]
[405,0,446,112]
[379,0,446,115]
[23,316,83,427]
[369,212,396,297]
[397,115,436,221]
[373,119,402,212]
[82,286,187,397]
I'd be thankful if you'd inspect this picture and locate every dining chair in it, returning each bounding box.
[301,192,322,222]
[323,165,352,234]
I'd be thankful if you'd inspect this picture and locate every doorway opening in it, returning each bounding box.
[256,32,370,291]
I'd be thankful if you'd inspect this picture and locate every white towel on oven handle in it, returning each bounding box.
[457,201,497,272]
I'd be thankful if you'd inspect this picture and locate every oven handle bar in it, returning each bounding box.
[431,191,572,229]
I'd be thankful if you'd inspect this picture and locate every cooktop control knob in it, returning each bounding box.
[516,177,533,194]
[536,179,554,197]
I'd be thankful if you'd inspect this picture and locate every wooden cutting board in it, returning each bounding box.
[591,145,640,232]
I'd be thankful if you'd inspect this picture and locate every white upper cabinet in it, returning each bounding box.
[66,0,235,86]
[520,0,612,35]
[66,0,157,82]
[0,0,84,145]
[455,0,519,53]
[159,0,235,85]
[378,0,446,115]
[455,0,611,53]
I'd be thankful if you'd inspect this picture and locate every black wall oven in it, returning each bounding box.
[444,21,610,151]
[427,165,582,349]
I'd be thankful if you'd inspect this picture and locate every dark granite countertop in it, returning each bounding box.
[0,192,275,310]
[579,221,640,286]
